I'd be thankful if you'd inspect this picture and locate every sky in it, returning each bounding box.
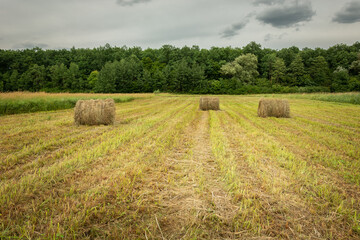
[0,0,359,50]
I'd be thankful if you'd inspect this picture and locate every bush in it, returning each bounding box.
[349,76,360,91]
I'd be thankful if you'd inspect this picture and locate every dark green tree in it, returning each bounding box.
[116,55,143,92]
[67,62,83,91]
[349,53,360,76]
[49,63,68,90]
[277,46,300,67]
[309,56,330,86]
[261,53,277,81]
[271,58,287,84]
[288,55,305,86]
[96,61,117,93]
[331,66,349,92]
[19,64,46,91]
[0,73,3,92]
[6,70,19,91]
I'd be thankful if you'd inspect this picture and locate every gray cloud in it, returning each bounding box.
[264,33,287,42]
[253,0,285,6]
[221,20,249,38]
[116,0,151,6]
[220,12,255,38]
[256,1,315,28]
[13,42,49,49]
[0,0,359,50]
[333,1,360,23]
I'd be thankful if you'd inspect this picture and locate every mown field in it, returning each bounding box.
[1,93,360,239]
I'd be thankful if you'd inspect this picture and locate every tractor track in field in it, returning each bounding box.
[150,110,239,239]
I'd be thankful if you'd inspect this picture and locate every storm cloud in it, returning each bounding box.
[253,0,285,6]
[256,1,315,28]
[116,0,151,6]
[333,1,360,23]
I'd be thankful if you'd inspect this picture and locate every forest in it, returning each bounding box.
[0,41,360,94]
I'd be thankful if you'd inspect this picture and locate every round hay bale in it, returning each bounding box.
[199,97,220,111]
[257,98,290,118]
[74,99,115,125]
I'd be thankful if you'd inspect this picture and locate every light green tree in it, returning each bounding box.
[221,53,259,85]
[87,70,99,91]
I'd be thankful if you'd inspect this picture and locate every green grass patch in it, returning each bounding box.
[258,92,360,105]
[0,96,135,116]
[302,93,360,105]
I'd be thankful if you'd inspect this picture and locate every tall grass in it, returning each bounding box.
[303,92,360,104]
[0,96,135,115]
[259,92,360,105]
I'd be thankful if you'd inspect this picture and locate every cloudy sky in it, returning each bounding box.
[0,0,359,50]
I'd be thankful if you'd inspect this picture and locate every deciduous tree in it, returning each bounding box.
[221,53,259,85]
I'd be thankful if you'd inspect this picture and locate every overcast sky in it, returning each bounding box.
[0,0,359,50]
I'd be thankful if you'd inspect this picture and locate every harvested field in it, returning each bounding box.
[1,94,360,239]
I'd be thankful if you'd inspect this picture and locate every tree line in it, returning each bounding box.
[0,42,360,94]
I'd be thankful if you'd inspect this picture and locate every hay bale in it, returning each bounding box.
[74,99,115,125]
[199,97,220,111]
[257,98,290,118]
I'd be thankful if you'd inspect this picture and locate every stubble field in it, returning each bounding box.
[1,94,360,239]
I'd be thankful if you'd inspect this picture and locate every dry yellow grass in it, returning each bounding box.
[1,94,360,239]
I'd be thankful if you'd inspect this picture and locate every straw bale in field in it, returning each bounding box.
[199,97,220,111]
[257,98,290,118]
[74,99,115,125]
